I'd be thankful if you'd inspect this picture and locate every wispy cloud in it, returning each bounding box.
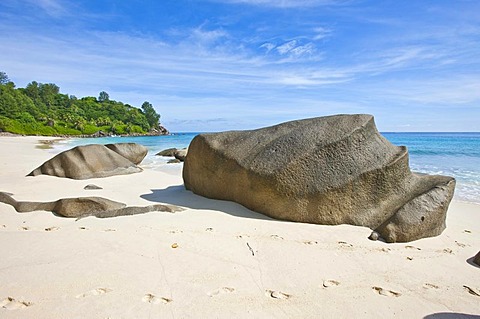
[376,76,480,105]
[312,27,332,40]
[25,0,69,17]
[210,0,345,8]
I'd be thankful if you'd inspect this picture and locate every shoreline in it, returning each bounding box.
[0,135,479,318]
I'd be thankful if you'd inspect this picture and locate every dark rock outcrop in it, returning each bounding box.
[156,148,177,157]
[105,143,148,165]
[156,147,187,162]
[28,144,144,179]
[174,148,188,162]
[150,125,169,135]
[183,114,455,243]
[0,192,183,218]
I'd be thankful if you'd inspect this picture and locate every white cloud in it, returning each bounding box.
[290,43,315,56]
[276,40,298,54]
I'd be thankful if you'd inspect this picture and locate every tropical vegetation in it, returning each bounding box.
[0,71,164,136]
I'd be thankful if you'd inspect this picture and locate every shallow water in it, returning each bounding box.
[57,132,480,204]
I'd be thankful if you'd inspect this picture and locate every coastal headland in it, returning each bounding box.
[0,135,479,318]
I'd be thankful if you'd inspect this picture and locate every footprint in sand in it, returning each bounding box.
[205,227,214,232]
[236,234,250,239]
[1,297,33,310]
[372,286,401,297]
[168,230,183,234]
[375,247,391,253]
[207,287,235,297]
[20,226,30,231]
[75,288,112,298]
[103,229,116,232]
[302,240,318,245]
[322,280,340,288]
[78,227,87,230]
[270,235,284,240]
[142,293,172,304]
[455,241,467,248]
[423,283,440,289]
[265,290,291,300]
[441,248,454,254]
[405,245,421,251]
[45,226,60,232]
[337,241,353,248]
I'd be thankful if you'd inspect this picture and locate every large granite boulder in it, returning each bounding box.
[183,114,456,243]
[28,144,143,179]
[105,143,148,165]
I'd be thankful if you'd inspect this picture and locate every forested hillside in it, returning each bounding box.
[0,71,165,136]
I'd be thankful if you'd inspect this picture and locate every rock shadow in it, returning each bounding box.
[424,313,480,319]
[141,185,273,221]
[466,256,480,269]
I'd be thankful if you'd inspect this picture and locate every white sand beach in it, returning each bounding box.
[0,136,479,318]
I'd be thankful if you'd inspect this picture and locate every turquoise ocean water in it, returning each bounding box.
[57,132,480,204]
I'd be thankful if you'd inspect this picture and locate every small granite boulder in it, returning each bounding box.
[28,144,142,179]
[183,114,455,243]
[156,148,177,157]
[84,184,103,190]
[174,148,188,161]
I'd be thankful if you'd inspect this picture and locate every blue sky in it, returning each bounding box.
[1,0,479,132]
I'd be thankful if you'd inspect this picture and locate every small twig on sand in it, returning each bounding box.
[246,242,255,256]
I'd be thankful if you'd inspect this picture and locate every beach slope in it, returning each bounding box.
[0,136,479,318]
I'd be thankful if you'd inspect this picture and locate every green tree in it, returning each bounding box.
[98,91,109,102]
[141,101,160,129]
[0,72,10,85]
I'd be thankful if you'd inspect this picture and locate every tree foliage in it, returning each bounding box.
[0,72,163,136]
[142,101,161,129]
[98,91,109,102]
[0,72,10,85]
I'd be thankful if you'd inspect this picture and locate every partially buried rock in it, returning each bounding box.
[28,144,143,179]
[156,148,177,157]
[0,192,124,218]
[183,114,455,243]
[369,231,380,241]
[105,143,148,165]
[84,184,103,190]
[0,192,183,218]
